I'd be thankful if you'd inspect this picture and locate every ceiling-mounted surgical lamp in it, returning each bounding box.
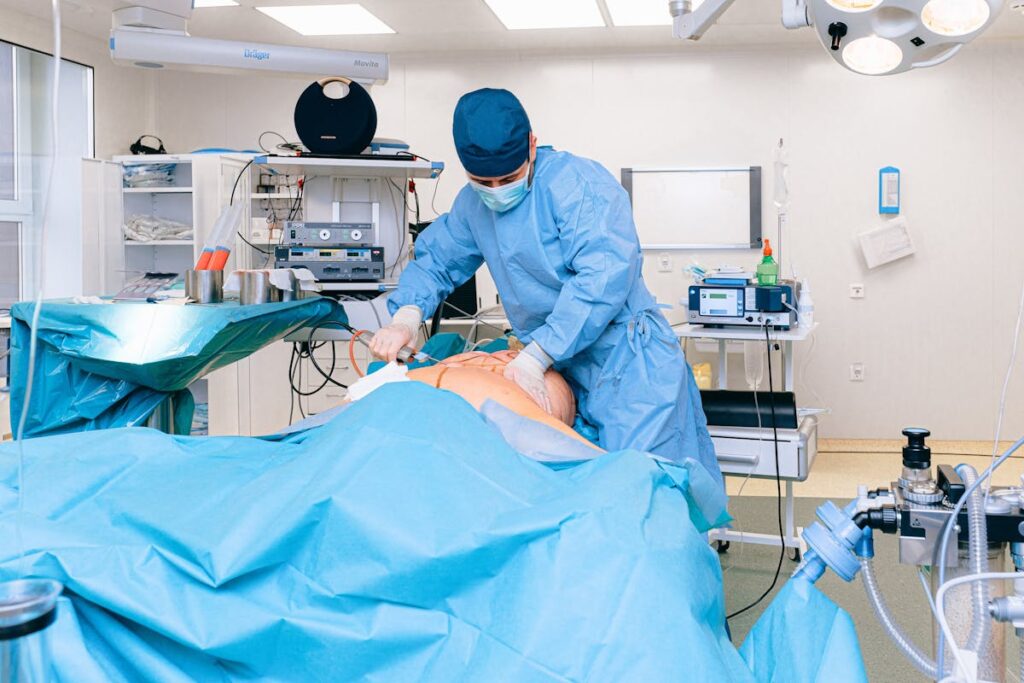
[804,0,1004,75]
[670,0,1006,76]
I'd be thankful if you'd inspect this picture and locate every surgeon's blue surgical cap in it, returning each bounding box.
[452,88,532,178]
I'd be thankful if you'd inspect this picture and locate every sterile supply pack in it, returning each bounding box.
[122,214,194,242]
[112,272,179,301]
[122,162,175,188]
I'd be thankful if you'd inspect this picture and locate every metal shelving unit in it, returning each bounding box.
[252,154,443,179]
[123,240,194,246]
[123,187,194,194]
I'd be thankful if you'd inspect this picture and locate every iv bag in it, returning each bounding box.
[744,342,764,391]
[773,138,789,212]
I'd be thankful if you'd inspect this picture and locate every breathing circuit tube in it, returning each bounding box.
[856,466,989,681]
[859,556,943,679]
[957,464,992,656]
[854,466,989,681]
[795,502,944,679]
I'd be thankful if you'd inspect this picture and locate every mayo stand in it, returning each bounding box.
[675,322,819,558]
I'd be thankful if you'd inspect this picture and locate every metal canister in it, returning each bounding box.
[278,271,307,302]
[0,579,63,683]
[239,271,282,306]
[185,269,224,304]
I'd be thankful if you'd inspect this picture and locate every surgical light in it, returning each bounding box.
[841,35,903,74]
[672,0,1005,76]
[921,0,991,36]
[825,0,881,11]
[804,0,1005,75]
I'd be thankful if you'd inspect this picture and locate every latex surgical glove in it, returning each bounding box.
[504,342,553,415]
[369,305,422,362]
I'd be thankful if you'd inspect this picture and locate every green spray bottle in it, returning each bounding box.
[756,239,778,286]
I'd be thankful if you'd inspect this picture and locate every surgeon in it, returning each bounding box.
[370,88,721,485]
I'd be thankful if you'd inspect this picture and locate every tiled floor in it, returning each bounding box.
[726,443,1024,682]
[725,439,1024,498]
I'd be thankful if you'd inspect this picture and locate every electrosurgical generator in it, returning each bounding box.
[687,281,800,329]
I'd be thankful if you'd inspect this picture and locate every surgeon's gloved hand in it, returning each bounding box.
[370,305,422,362]
[504,342,553,415]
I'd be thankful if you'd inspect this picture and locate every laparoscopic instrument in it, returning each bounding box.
[333,320,435,365]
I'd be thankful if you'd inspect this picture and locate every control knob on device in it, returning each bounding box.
[899,427,943,504]
[902,427,931,470]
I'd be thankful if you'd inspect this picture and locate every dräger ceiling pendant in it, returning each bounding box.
[108,1,389,83]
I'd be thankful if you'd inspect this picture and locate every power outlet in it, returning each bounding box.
[849,283,865,299]
[657,253,673,273]
[850,363,865,382]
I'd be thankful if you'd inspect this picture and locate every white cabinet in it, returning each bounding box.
[112,154,254,287]
[81,159,124,297]
[206,330,375,436]
[85,153,257,294]
[207,342,295,436]
[296,341,362,418]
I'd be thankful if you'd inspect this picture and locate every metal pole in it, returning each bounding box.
[145,395,176,434]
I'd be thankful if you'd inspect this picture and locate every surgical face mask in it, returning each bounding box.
[470,163,532,213]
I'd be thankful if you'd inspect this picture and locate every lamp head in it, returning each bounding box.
[804,0,1004,76]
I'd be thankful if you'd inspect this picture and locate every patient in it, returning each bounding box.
[405,350,600,450]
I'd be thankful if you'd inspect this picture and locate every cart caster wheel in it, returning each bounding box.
[789,548,802,562]
[716,541,731,554]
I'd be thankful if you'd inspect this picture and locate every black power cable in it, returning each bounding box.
[289,341,336,396]
[287,178,304,221]
[385,178,409,277]
[726,324,786,622]
[229,158,254,205]
[304,321,353,389]
[258,130,302,154]
[294,347,306,420]
[237,232,272,255]
[225,158,279,261]
[287,337,346,425]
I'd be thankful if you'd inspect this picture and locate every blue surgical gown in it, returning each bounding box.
[389,147,721,485]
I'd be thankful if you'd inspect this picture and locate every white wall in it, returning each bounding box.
[146,41,1024,441]
[0,5,154,161]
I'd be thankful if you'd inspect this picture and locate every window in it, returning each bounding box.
[0,221,18,309]
[0,43,13,202]
[0,40,94,306]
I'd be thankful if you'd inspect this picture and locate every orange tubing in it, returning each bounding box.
[208,248,230,271]
[195,250,213,270]
[349,330,367,378]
